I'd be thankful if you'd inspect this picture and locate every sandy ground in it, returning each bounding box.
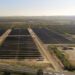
[58,47,75,66]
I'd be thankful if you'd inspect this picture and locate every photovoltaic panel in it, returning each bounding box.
[33,28,75,44]
[0,29,42,59]
[0,29,6,36]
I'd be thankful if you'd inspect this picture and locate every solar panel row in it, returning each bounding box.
[0,29,42,59]
[9,29,30,35]
[33,28,75,44]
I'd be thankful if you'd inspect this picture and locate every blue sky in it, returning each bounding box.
[0,0,75,16]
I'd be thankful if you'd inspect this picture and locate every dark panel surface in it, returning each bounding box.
[33,28,75,44]
[0,29,42,59]
[0,29,6,36]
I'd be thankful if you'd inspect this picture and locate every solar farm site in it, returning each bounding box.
[0,28,43,59]
[0,23,75,73]
[33,28,75,44]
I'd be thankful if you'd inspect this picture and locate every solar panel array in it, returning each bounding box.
[0,29,6,36]
[33,28,75,44]
[0,29,42,59]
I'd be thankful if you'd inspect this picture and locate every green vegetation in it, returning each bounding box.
[49,46,75,71]
[1,71,35,75]
[37,69,43,75]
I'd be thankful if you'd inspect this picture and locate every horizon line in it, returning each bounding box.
[0,15,75,17]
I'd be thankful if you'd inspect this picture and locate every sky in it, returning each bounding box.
[0,0,75,16]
